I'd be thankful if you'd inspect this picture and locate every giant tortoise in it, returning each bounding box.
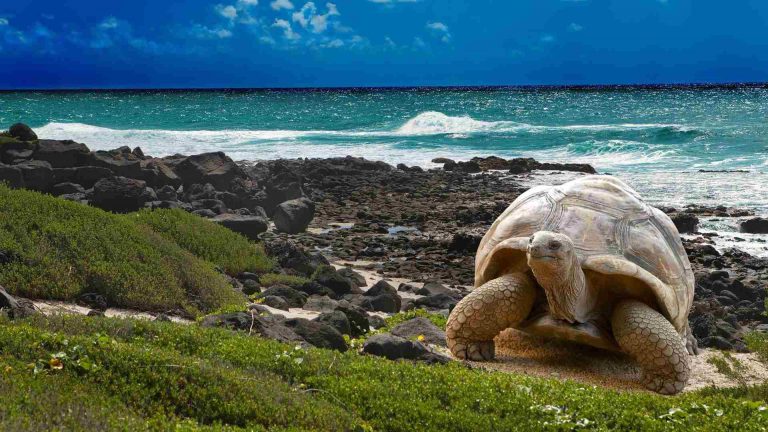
[446,175,697,394]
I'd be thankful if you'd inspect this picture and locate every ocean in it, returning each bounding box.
[1,86,767,253]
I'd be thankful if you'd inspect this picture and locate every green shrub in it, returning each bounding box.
[259,273,309,288]
[4,314,768,431]
[0,185,243,315]
[133,209,274,275]
[384,309,448,331]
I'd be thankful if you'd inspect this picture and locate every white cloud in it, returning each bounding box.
[384,36,396,47]
[293,2,339,33]
[217,5,239,20]
[0,18,8,26]
[273,18,300,40]
[325,39,344,48]
[190,24,233,39]
[271,0,294,10]
[426,21,450,43]
[413,36,426,49]
[541,34,555,43]
[239,0,259,4]
[369,0,420,3]
[568,22,583,32]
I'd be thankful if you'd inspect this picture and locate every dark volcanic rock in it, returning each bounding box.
[8,123,37,141]
[364,280,401,313]
[390,317,447,347]
[315,310,352,336]
[90,150,142,178]
[175,152,243,190]
[273,197,316,234]
[0,285,36,319]
[200,312,307,345]
[212,214,268,240]
[15,160,53,192]
[91,176,149,213]
[413,293,458,310]
[76,292,108,311]
[336,302,370,337]
[33,140,90,168]
[507,157,596,174]
[669,211,699,234]
[53,166,113,188]
[52,182,86,196]
[0,164,23,188]
[284,318,347,351]
[313,265,359,296]
[264,239,329,277]
[336,267,366,288]
[448,232,482,253]
[362,333,448,363]
[262,295,289,310]
[257,284,307,308]
[740,217,768,234]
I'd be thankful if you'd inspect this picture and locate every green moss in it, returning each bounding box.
[0,185,245,315]
[3,314,766,431]
[259,273,309,288]
[133,208,274,275]
[384,309,448,331]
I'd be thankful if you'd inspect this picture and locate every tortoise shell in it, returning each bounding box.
[475,175,694,332]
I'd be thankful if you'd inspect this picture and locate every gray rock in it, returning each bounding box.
[52,182,86,196]
[156,185,178,201]
[303,295,339,313]
[390,317,447,347]
[337,267,366,288]
[175,152,243,190]
[91,176,149,213]
[336,302,370,337]
[368,315,387,329]
[16,160,53,192]
[33,140,90,168]
[285,318,347,352]
[362,333,448,363]
[315,311,351,336]
[257,284,307,308]
[8,123,37,141]
[0,164,23,188]
[313,265,358,296]
[213,214,268,240]
[273,197,316,234]
[262,295,289,311]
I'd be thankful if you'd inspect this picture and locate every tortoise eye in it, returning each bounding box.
[549,241,562,250]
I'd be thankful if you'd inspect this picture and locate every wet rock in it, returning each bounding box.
[741,217,768,234]
[390,317,447,347]
[284,318,347,352]
[362,333,449,363]
[431,157,455,164]
[212,214,268,240]
[274,197,316,234]
[8,123,37,141]
[669,212,699,234]
[91,176,149,213]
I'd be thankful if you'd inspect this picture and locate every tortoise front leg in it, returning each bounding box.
[446,273,536,361]
[611,300,690,395]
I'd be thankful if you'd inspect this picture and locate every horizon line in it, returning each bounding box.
[2,81,768,92]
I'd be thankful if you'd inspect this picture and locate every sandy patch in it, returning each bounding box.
[459,329,768,393]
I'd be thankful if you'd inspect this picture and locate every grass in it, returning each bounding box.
[2,314,765,431]
[133,209,274,275]
[0,185,264,316]
[707,352,749,385]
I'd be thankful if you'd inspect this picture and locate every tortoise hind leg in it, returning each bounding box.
[446,273,536,361]
[611,300,690,395]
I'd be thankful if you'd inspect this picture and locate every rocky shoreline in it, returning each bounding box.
[1,122,767,357]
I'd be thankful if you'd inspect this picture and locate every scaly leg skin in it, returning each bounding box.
[446,272,536,361]
[611,300,690,395]
[684,323,700,355]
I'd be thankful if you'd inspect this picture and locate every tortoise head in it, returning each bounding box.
[526,231,575,272]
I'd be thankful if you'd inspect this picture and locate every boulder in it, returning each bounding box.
[140,160,182,189]
[212,214,268,240]
[175,152,243,190]
[312,265,358,296]
[257,284,307,308]
[431,157,455,164]
[284,318,347,352]
[241,279,261,295]
[53,166,113,188]
[0,285,36,319]
[303,295,340,313]
[89,150,142,178]
[0,164,23,188]
[448,232,482,253]
[262,295,289,311]
[201,312,307,346]
[33,140,90,167]
[413,293,458,310]
[669,212,699,234]
[51,182,86,196]
[264,171,305,214]
[336,302,371,337]
[741,217,768,234]
[273,197,316,234]
[364,280,401,313]
[76,292,108,311]
[390,317,447,347]
[362,333,448,363]
[8,123,37,141]
[15,160,53,192]
[91,176,150,213]
[155,185,178,201]
[0,140,35,164]
[263,239,329,277]
[337,267,367,288]
[315,311,352,336]
[368,315,387,329]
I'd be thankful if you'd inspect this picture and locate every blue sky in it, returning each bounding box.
[1,0,768,88]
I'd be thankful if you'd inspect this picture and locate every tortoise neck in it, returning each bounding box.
[532,253,588,323]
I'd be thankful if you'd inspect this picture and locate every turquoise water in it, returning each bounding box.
[1,86,767,212]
